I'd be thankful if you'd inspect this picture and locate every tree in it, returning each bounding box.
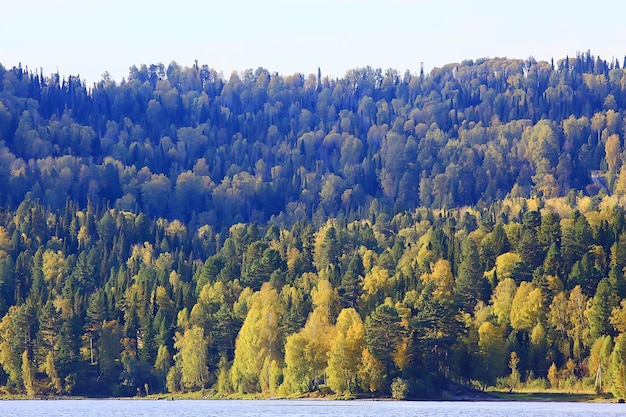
[480,224,511,271]
[421,259,455,300]
[2,54,626,397]
[85,289,107,365]
[561,213,593,276]
[174,325,209,391]
[409,268,463,379]
[44,350,62,394]
[42,249,69,292]
[241,241,269,290]
[610,333,626,399]
[38,299,61,361]
[456,237,488,311]
[390,377,409,400]
[0,305,35,391]
[517,229,543,271]
[282,307,335,393]
[489,252,523,284]
[140,173,171,218]
[567,285,590,360]
[547,362,559,388]
[508,351,521,389]
[549,291,570,358]
[338,252,364,309]
[21,349,36,396]
[605,133,621,176]
[231,283,284,394]
[586,279,614,342]
[615,165,626,195]
[282,332,309,393]
[478,321,507,386]
[361,266,391,311]
[98,320,123,383]
[568,253,603,297]
[326,308,365,394]
[282,280,337,393]
[543,243,563,277]
[510,282,544,332]
[491,278,517,326]
[589,335,613,392]
[365,304,404,382]
[279,285,308,337]
[314,223,340,273]
[358,347,385,393]
[154,345,172,392]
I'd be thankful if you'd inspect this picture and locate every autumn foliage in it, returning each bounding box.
[1,53,626,397]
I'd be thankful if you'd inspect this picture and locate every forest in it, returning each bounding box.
[2,51,626,398]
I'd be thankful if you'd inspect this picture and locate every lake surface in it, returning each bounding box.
[0,399,623,417]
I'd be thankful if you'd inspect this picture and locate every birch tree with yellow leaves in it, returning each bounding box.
[230,283,284,394]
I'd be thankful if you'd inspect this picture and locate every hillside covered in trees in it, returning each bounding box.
[3,52,626,397]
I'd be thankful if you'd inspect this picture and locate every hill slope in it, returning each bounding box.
[1,53,626,397]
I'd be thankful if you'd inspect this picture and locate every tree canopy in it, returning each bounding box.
[2,52,626,397]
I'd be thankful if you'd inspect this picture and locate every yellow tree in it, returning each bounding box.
[282,308,335,393]
[420,259,454,300]
[42,249,69,291]
[310,278,339,321]
[610,333,626,399]
[303,308,335,387]
[549,291,570,358]
[491,278,517,326]
[231,283,284,394]
[154,345,172,392]
[614,165,626,196]
[313,220,340,273]
[537,173,560,199]
[0,306,27,390]
[282,332,309,393]
[282,280,337,393]
[606,134,621,175]
[361,266,390,311]
[547,362,560,388]
[588,335,613,392]
[326,308,365,394]
[21,350,36,397]
[567,285,590,360]
[358,348,385,393]
[174,325,209,391]
[43,350,62,394]
[591,112,605,142]
[611,299,626,333]
[510,282,545,332]
[478,321,507,385]
[489,252,522,283]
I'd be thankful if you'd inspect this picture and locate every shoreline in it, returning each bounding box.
[0,390,617,403]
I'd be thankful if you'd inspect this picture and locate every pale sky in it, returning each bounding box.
[2,0,626,85]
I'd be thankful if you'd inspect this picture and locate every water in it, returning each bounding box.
[0,399,623,417]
